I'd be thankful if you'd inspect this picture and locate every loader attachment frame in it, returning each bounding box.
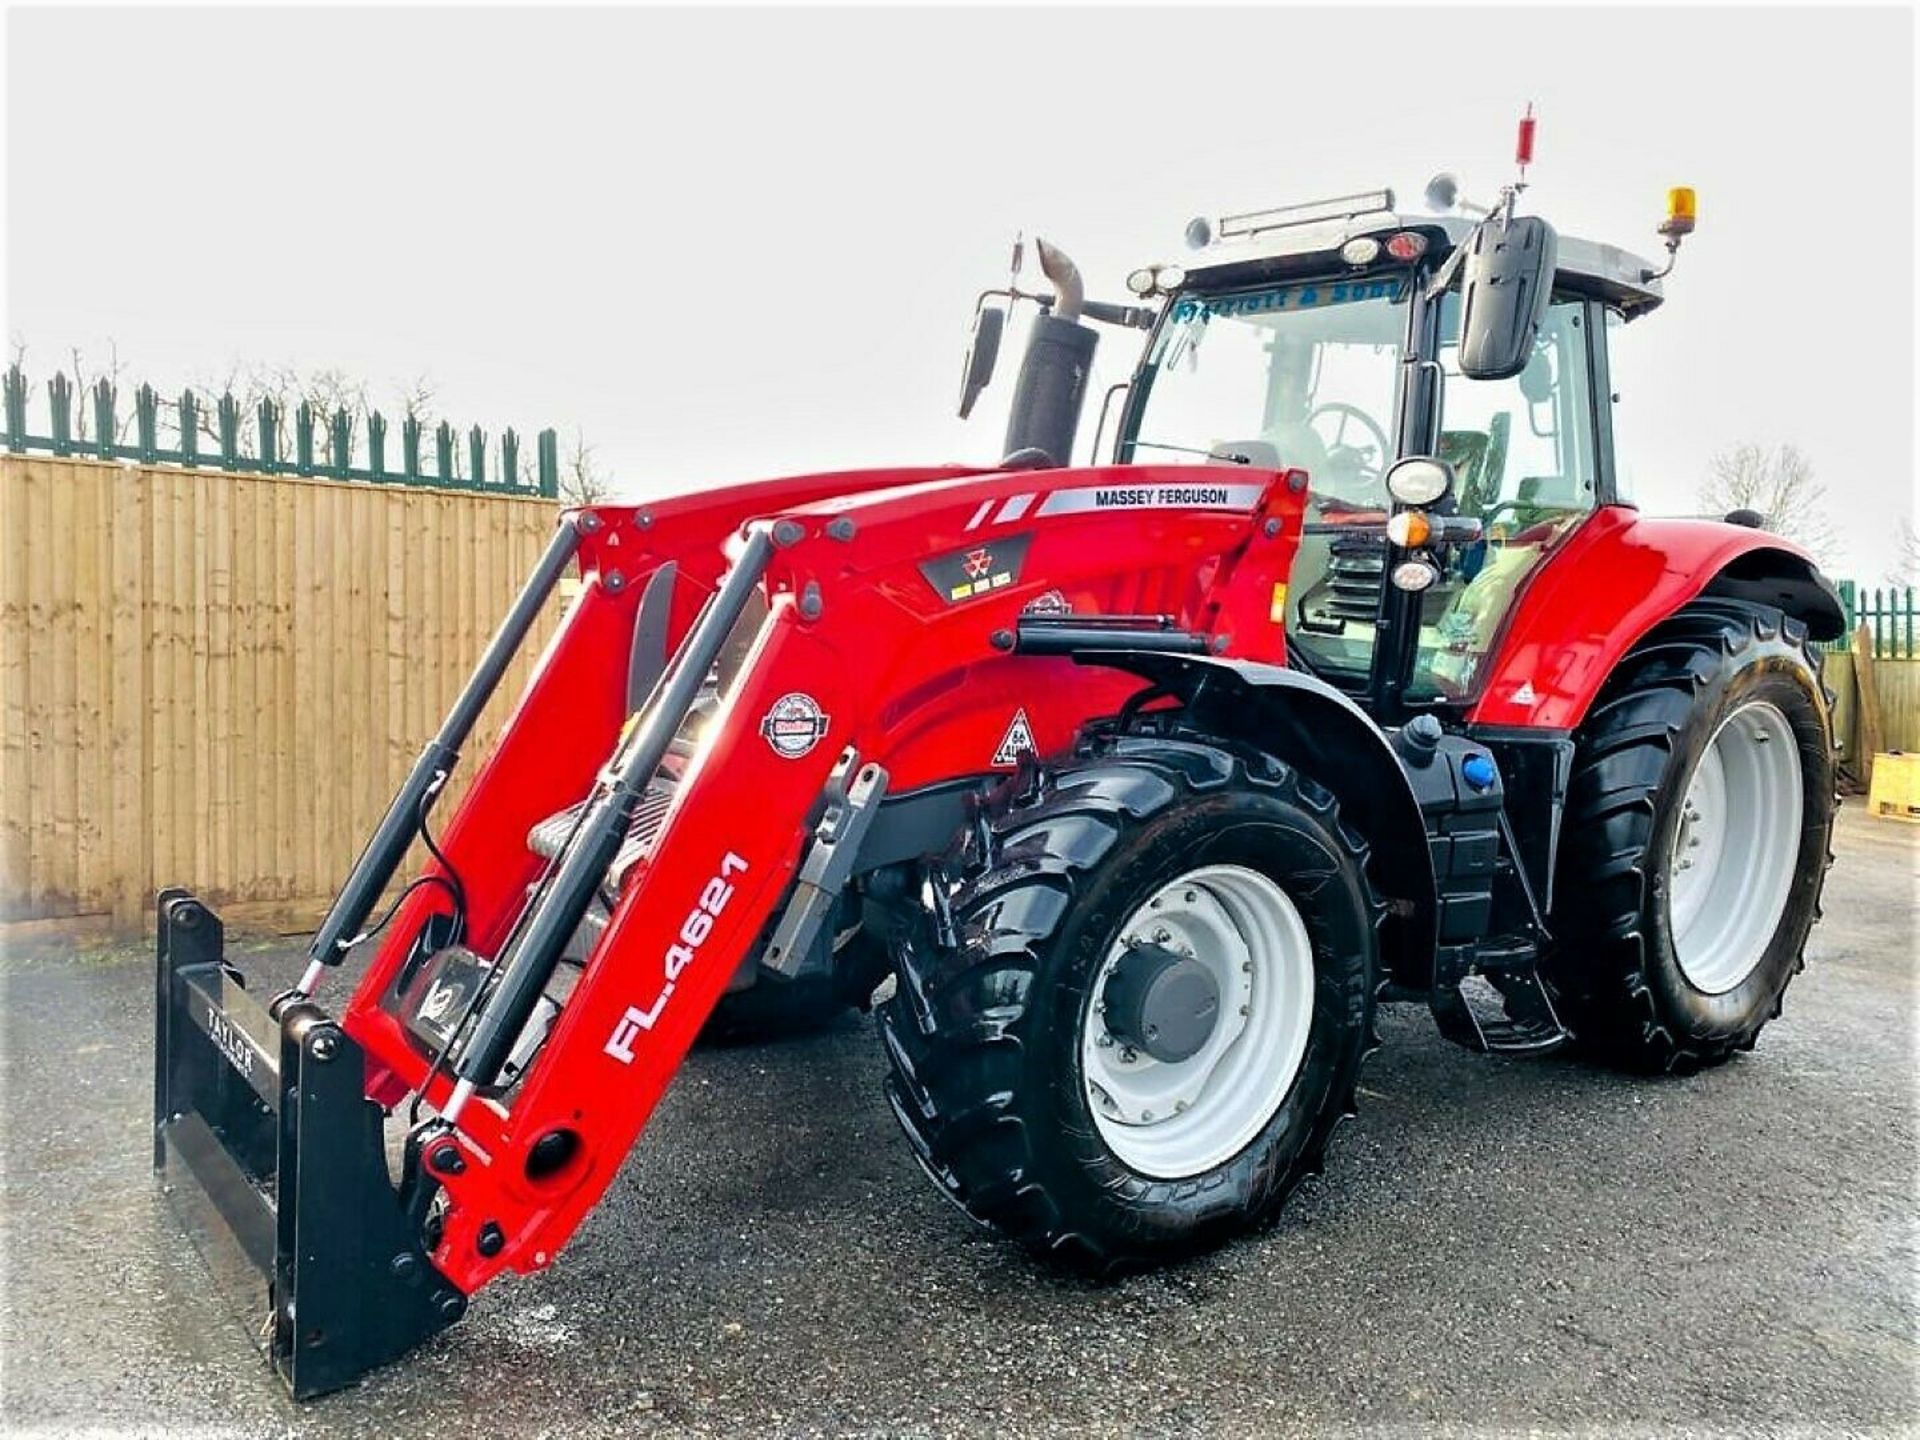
[154,889,466,1397]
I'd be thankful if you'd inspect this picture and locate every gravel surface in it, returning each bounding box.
[2,802,1913,1437]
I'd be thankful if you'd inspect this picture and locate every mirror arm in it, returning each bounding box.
[1423,244,1466,303]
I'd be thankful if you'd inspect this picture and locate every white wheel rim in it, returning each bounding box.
[1081,864,1314,1179]
[1667,700,1802,995]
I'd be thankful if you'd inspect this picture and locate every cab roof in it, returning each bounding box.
[1179,195,1666,318]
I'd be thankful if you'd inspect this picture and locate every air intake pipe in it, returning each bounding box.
[1001,238,1099,469]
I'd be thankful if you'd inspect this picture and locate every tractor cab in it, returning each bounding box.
[960,142,1691,723]
[1111,189,1668,716]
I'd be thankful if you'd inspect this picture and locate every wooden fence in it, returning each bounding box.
[1,454,561,933]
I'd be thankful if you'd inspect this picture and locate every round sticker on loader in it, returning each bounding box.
[761,692,830,759]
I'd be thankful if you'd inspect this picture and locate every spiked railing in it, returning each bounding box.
[2,363,559,498]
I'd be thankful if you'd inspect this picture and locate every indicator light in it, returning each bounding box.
[1386,510,1433,549]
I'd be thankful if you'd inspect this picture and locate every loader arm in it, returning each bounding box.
[155,460,1308,1393]
[355,464,1303,1293]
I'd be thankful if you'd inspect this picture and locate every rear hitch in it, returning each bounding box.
[153,889,466,1398]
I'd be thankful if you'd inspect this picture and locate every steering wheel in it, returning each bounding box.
[1306,403,1391,490]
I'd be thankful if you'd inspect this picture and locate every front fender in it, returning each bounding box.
[1078,652,1436,988]
[1469,508,1845,731]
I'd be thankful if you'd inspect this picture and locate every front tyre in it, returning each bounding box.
[1545,600,1835,1072]
[879,736,1379,1274]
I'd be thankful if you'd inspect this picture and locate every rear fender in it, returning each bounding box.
[1079,652,1436,988]
[1469,508,1845,731]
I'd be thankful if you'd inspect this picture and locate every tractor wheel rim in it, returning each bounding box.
[1082,864,1314,1179]
[1668,700,1803,995]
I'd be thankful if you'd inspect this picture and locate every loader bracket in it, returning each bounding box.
[154,889,466,1399]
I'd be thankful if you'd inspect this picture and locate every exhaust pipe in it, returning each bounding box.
[1001,237,1098,469]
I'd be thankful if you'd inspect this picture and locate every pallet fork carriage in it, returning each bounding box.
[154,118,1846,1397]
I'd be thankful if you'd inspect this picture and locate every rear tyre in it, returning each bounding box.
[1544,600,1835,1072]
[879,735,1379,1274]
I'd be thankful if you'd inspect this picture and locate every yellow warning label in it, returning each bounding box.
[1269,582,1289,624]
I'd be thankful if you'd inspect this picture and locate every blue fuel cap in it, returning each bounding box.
[1460,752,1497,792]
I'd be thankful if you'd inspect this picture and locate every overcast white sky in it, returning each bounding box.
[5,5,1915,580]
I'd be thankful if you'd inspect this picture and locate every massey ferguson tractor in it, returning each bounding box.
[153,121,1842,1396]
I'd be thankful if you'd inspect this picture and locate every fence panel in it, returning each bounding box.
[0,455,562,929]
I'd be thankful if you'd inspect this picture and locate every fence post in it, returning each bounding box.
[6,365,28,452]
[436,421,455,483]
[136,384,159,462]
[402,413,422,481]
[537,428,559,499]
[48,372,72,455]
[295,401,315,475]
[257,399,279,471]
[501,428,519,490]
[93,378,116,459]
[179,390,199,466]
[330,409,353,476]
[218,392,241,470]
[469,426,486,490]
[368,411,387,479]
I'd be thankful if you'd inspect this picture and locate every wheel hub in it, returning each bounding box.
[1082,865,1315,1179]
[1102,942,1221,1064]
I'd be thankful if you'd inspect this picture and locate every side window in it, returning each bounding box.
[1436,299,1596,525]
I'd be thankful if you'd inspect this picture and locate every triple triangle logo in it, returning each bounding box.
[992,708,1037,768]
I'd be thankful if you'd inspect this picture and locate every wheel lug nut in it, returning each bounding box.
[1184,890,1197,903]
[1152,927,1171,944]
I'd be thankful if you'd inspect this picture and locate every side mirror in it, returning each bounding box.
[1457,215,1557,381]
[957,305,1005,419]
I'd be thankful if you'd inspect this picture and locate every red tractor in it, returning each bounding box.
[154,139,1841,1396]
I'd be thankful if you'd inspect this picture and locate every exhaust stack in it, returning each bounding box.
[1000,238,1098,469]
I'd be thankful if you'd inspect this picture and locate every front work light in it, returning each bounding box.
[1385,456,1455,507]
[1126,268,1158,297]
[1340,237,1381,267]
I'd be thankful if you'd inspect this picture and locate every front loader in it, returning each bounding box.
[154,116,1845,1397]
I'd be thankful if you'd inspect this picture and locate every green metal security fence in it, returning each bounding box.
[3,363,559,498]
[1836,580,1917,659]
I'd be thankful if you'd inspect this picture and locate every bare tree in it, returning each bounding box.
[558,426,612,503]
[1699,443,1836,562]
[187,361,438,471]
[1889,516,1920,587]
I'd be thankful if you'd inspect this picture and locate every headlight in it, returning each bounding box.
[1126,268,1158,297]
[1386,456,1455,507]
